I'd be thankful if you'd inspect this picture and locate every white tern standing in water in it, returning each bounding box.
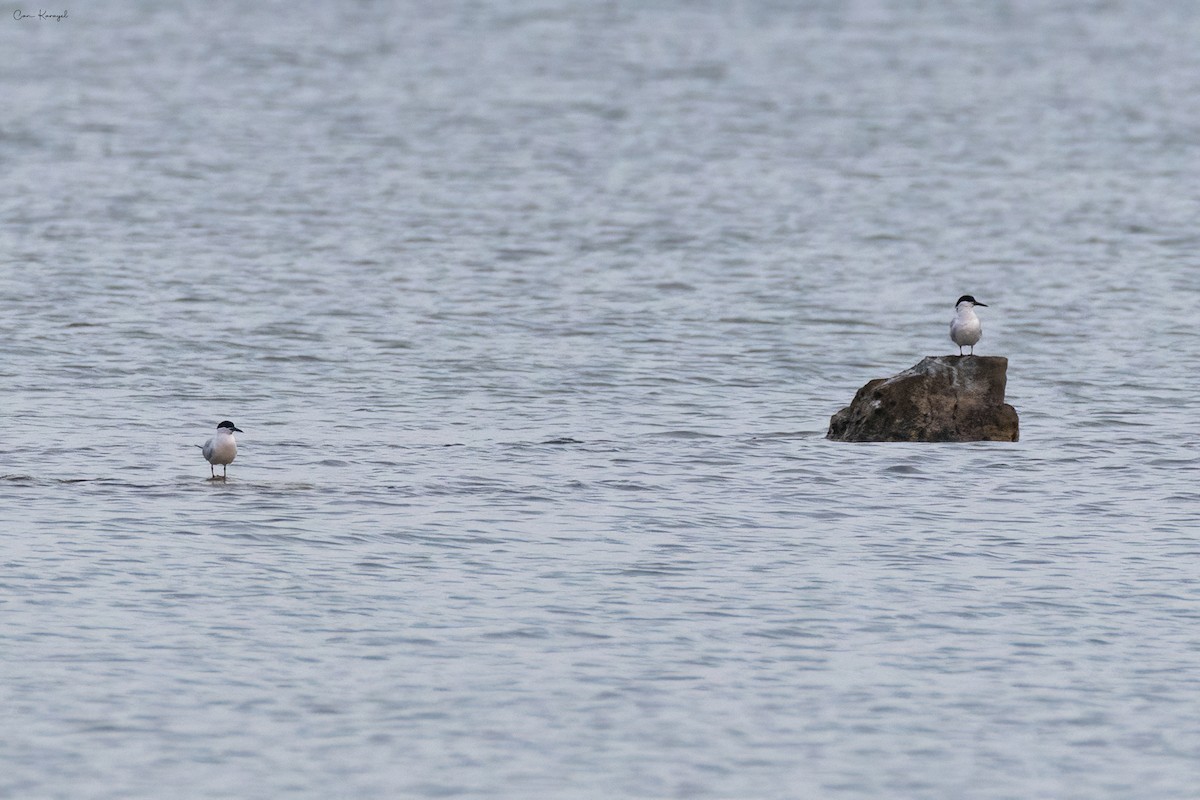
[197,420,242,479]
[950,295,988,356]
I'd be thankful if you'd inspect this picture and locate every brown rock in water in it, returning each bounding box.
[827,356,1019,442]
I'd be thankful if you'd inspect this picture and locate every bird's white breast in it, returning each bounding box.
[204,434,238,465]
[950,310,982,346]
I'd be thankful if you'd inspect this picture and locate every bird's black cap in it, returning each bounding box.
[955,295,987,307]
[217,420,243,432]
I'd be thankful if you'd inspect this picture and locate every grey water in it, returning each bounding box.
[3,1,1200,797]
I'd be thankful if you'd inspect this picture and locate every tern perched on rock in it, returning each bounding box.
[197,420,242,479]
[950,295,987,356]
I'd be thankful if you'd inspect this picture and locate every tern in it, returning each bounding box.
[950,295,987,356]
[197,420,242,479]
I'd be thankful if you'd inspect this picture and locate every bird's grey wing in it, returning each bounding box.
[201,437,215,460]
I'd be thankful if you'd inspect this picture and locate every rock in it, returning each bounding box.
[826,356,1019,442]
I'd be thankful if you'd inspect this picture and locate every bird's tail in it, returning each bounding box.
[194,444,203,449]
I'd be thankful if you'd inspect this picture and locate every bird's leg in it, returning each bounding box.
[211,464,215,478]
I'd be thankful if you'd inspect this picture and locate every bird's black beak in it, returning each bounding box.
[975,302,988,307]
[233,427,244,432]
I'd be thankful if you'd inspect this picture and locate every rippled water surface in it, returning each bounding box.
[4,2,1200,798]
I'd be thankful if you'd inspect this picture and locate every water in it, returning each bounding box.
[3,1,1200,797]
